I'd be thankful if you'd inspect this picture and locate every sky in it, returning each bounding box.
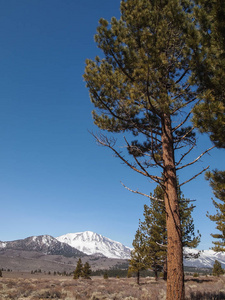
[0,0,224,250]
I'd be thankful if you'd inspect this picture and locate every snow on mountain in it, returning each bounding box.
[184,247,225,268]
[2,231,225,268]
[56,231,131,259]
[0,235,84,257]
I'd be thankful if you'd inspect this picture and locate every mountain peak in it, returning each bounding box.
[56,231,131,259]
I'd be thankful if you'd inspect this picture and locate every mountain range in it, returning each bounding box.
[1,231,225,271]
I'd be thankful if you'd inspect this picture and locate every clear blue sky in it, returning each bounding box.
[0,0,224,250]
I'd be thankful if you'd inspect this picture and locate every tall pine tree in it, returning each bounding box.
[193,0,225,148]
[206,170,225,251]
[192,1,225,256]
[84,1,213,298]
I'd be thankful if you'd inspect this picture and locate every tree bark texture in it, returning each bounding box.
[161,114,185,300]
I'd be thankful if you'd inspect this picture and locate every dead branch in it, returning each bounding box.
[91,132,162,183]
[179,166,209,187]
[176,146,215,171]
[174,126,195,145]
[156,242,167,247]
[123,136,163,182]
[175,143,196,167]
[121,182,164,202]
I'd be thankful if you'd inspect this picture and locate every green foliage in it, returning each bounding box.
[74,259,92,279]
[192,0,225,148]
[84,0,200,171]
[82,262,92,279]
[212,260,224,276]
[206,170,225,251]
[193,272,199,278]
[130,184,200,279]
[129,229,148,274]
[103,272,108,279]
[73,258,83,279]
[136,185,167,280]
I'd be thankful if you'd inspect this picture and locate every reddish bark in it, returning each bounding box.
[161,114,185,300]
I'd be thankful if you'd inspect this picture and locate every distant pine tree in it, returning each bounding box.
[73,258,83,279]
[212,260,224,277]
[103,272,108,279]
[82,262,92,279]
[0,269,2,277]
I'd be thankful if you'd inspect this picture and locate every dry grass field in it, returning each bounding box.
[1,272,225,299]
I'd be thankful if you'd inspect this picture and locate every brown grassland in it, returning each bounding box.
[1,272,225,299]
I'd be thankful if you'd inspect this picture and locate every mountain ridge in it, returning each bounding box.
[1,231,225,269]
[0,235,85,257]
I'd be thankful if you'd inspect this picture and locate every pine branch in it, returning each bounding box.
[175,68,190,85]
[91,132,162,182]
[172,110,192,133]
[179,166,210,187]
[174,126,195,145]
[156,242,167,248]
[121,182,164,201]
[176,146,215,171]
[123,137,163,179]
[171,96,197,115]
[175,143,196,167]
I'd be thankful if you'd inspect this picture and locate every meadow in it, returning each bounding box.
[1,272,225,299]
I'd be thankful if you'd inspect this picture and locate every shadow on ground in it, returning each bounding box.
[190,291,225,300]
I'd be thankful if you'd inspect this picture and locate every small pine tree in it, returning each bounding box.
[103,272,108,279]
[129,229,147,284]
[212,260,224,277]
[82,262,92,279]
[73,258,83,279]
[0,269,2,277]
[134,184,200,281]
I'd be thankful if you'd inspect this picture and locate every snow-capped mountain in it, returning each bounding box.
[0,235,84,257]
[184,247,225,268]
[56,231,131,259]
[2,232,225,269]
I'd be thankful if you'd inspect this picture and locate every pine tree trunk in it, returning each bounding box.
[161,114,185,300]
[154,269,158,281]
[137,270,140,285]
[163,258,167,281]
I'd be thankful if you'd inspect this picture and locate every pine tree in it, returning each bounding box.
[138,185,167,281]
[135,185,200,281]
[0,269,2,277]
[73,258,83,279]
[129,229,147,284]
[82,262,92,279]
[206,170,225,251]
[84,1,213,298]
[192,0,225,148]
[212,260,224,276]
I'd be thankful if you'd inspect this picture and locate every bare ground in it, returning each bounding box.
[0,272,225,299]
